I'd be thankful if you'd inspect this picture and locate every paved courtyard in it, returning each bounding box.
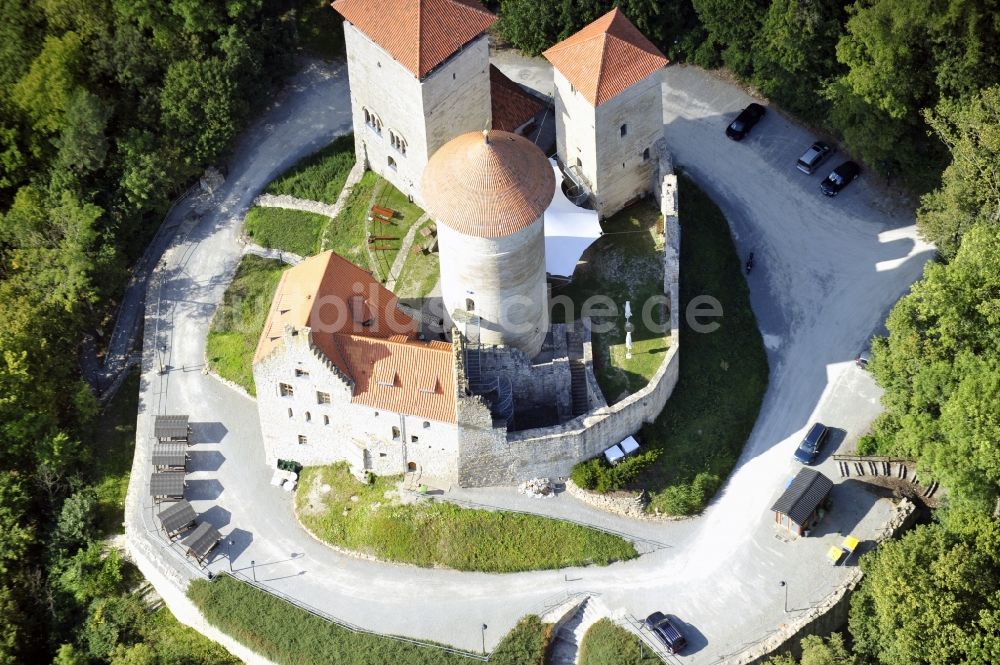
[124,57,934,662]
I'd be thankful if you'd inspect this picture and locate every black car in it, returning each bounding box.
[820,161,860,195]
[794,422,830,464]
[726,103,766,140]
[643,612,687,654]
[796,141,833,174]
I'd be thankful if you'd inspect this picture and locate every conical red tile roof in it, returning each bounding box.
[332,0,495,79]
[543,8,668,107]
[422,130,555,238]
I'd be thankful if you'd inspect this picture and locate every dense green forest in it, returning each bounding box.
[1,0,997,663]
[0,0,339,662]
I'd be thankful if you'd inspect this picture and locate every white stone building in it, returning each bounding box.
[332,0,496,206]
[544,9,668,219]
[252,251,462,479]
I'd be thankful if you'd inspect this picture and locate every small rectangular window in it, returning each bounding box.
[279,383,294,397]
[317,391,331,405]
[295,368,309,378]
[392,426,400,440]
[620,124,628,137]
[643,148,650,162]
[411,435,419,443]
[323,415,330,426]
[298,435,307,445]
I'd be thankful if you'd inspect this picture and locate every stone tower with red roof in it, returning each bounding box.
[544,9,668,218]
[332,0,495,205]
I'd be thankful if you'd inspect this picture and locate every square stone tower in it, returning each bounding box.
[333,0,495,206]
[544,9,668,219]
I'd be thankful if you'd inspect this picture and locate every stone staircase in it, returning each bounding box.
[566,326,589,417]
[548,598,603,665]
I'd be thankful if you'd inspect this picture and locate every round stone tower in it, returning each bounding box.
[422,129,555,358]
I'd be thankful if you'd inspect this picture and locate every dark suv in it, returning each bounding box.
[820,161,860,196]
[726,103,766,141]
[794,423,830,464]
[644,612,687,654]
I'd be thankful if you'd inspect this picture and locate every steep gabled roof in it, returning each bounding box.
[542,8,668,107]
[332,0,496,79]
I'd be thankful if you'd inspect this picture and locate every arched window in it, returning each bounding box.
[389,130,407,155]
[392,426,400,440]
[363,107,382,134]
[387,155,397,170]
[305,411,311,422]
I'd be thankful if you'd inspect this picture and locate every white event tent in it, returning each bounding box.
[543,159,603,278]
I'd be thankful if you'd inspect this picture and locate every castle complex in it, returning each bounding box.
[252,1,681,487]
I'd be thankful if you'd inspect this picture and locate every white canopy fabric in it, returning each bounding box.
[543,160,603,278]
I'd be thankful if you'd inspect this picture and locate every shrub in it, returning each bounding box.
[570,450,660,494]
[856,434,878,456]
[651,472,721,516]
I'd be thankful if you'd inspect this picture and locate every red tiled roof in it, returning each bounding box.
[542,8,668,107]
[490,65,543,133]
[332,0,495,79]
[329,335,456,423]
[254,252,456,423]
[422,130,555,238]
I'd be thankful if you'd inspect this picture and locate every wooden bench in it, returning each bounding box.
[371,205,396,221]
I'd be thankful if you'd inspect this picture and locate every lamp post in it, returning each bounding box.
[779,580,788,613]
[624,300,634,359]
[481,624,488,654]
[227,539,234,572]
[251,560,257,583]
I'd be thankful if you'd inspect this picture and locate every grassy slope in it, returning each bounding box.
[551,200,669,403]
[394,219,440,299]
[265,134,355,204]
[206,255,287,395]
[296,464,637,573]
[323,170,375,265]
[578,619,662,665]
[244,207,327,257]
[639,175,769,514]
[368,178,427,279]
[189,574,551,665]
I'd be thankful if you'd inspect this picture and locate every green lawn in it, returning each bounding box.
[367,177,427,279]
[578,619,662,665]
[244,207,327,257]
[637,175,769,515]
[323,170,376,266]
[296,464,637,573]
[206,255,287,395]
[393,219,440,299]
[86,370,139,535]
[551,200,669,403]
[189,574,551,664]
[265,134,355,204]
